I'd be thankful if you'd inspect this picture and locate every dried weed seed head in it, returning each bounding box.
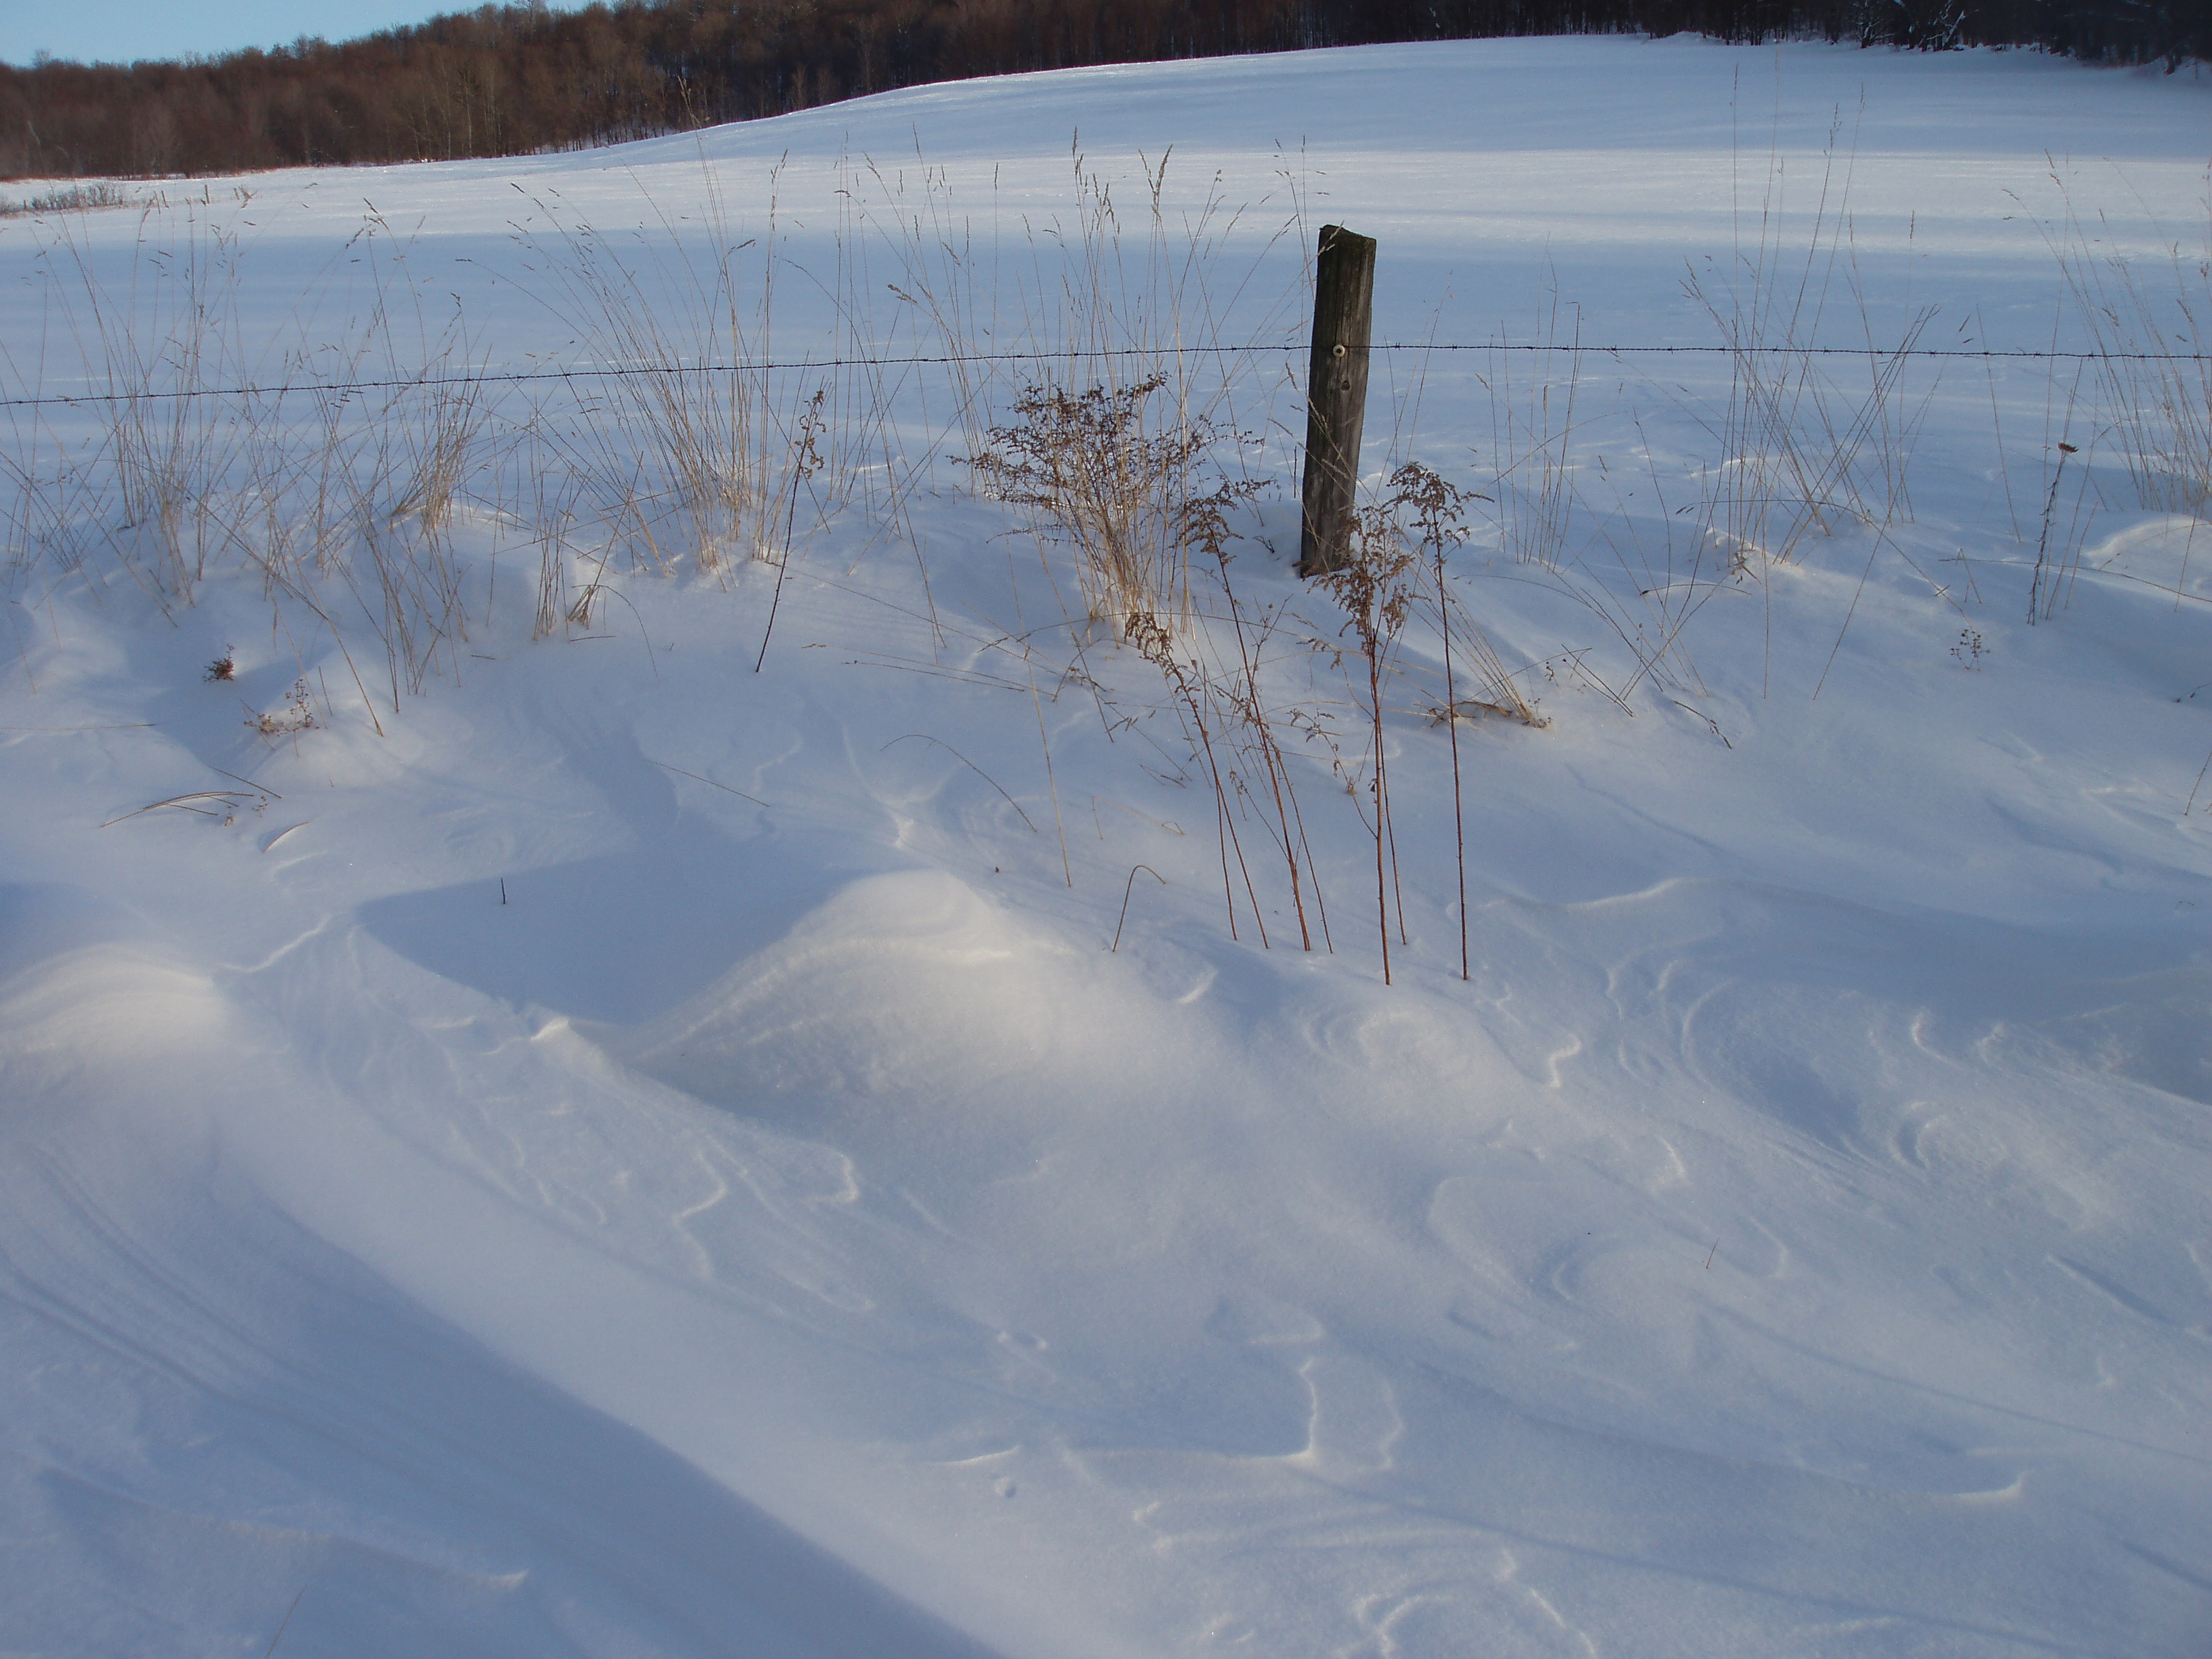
[1320,499,1421,983]
[244,678,320,737]
[1382,461,1542,729]
[1324,510,1419,661]
[1387,461,1477,558]
[962,375,1229,639]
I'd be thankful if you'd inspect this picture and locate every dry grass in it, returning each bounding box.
[1482,289,1585,576]
[2047,195,2212,519]
[1181,480,1322,952]
[9,139,2185,981]
[962,373,1227,639]
[1320,497,1420,983]
[511,173,776,579]
[1681,121,1938,576]
[0,178,841,712]
[869,144,1305,626]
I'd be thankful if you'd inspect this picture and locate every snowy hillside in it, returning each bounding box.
[1,36,2209,1658]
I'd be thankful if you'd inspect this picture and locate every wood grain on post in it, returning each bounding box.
[1297,223,1376,577]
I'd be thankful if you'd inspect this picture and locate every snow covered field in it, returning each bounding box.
[2,35,2210,1658]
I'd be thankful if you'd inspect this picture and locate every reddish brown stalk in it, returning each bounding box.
[1319,504,1415,985]
[1133,613,1264,947]
[1366,640,1392,984]
[1205,524,1312,952]
[1439,548,1467,980]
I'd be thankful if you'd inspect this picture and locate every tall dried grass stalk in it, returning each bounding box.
[2048,195,2211,518]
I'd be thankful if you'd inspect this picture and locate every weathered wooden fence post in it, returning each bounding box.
[1297,223,1376,577]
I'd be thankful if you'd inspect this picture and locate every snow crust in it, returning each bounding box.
[3,37,2210,1658]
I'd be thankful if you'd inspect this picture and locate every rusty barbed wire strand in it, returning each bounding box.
[2,339,2207,411]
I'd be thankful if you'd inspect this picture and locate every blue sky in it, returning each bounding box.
[1,1,575,67]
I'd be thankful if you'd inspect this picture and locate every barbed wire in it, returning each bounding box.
[1,337,2205,411]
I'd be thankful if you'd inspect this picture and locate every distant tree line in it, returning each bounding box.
[3,0,2203,181]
